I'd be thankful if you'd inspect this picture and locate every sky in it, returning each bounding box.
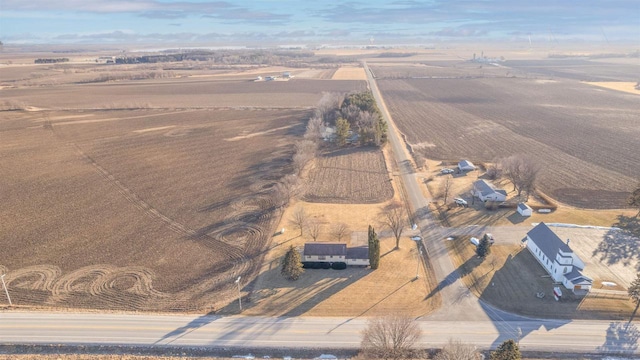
[1,0,639,45]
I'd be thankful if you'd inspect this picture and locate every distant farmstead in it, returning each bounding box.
[525,222,592,294]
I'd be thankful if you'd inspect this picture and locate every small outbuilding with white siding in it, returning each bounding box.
[517,203,533,217]
[458,160,476,172]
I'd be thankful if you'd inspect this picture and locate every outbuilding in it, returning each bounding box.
[458,159,476,172]
[517,202,533,217]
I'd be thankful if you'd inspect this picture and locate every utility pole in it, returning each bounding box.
[1,274,12,306]
[415,248,423,280]
[235,276,242,312]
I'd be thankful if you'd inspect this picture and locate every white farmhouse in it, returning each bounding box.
[303,243,370,266]
[458,159,476,172]
[525,222,592,294]
[473,179,507,202]
[517,202,533,217]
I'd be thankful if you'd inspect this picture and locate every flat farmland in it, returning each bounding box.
[378,76,640,208]
[1,78,365,110]
[0,106,317,312]
[303,147,394,204]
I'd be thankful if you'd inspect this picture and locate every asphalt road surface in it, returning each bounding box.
[0,312,635,354]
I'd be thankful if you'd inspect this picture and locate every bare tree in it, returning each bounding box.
[307,220,322,242]
[317,92,342,125]
[628,183,640,218]
[272,174,300,208]
[304,115,323,143]
[629,272,640,322]
[288,207,308,237]
[360,314,422,360]
[331,222,350,242]
[501,154,540,199]
[441,174,453,205]
[434,339,483,360]
[382,202,407,250]
[485,158,502,180]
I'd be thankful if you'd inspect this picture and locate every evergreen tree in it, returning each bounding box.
[335,117,350,146]
[368,225,380,269]
[490,339,521,360]
[476,234,491,259]
[281,245,304,281]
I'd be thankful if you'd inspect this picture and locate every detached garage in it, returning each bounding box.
[517,203,533,217]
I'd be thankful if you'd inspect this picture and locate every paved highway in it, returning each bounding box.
[0,312,634,353]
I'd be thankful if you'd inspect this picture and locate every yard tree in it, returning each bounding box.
[628,272,640,322]
[331,222,350,242]
[304,115,323,143]
[382,202,406,250]
[281,245,304,281]
[501,154,540,199]
[335,117,350,146]
[360,314,422,359]
[476,234,491,259]
[272,174,299,208]
[490,339,521,360]
[289,207,308,237]
[434,339,482,360]
[307,220,322,242]
[441,174,453,205]
[628,183,640,218]
[368,225,380,270]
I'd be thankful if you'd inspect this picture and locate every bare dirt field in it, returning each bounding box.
[332,66,368,80]
[303,147,394,204]
[0,64,366,312]
[377,72,639,208]
[448,237,635,320]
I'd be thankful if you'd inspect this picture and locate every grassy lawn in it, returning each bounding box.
[447,236,635,320]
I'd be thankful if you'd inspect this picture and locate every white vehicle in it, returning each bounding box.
[410,236,422,241]
[470,237,480,246]
[441,168,455,174]
[485,233,495,243]
[454,198,468,206]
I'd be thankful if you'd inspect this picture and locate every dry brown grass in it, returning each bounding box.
[586,81,640,95]
[447,237,635,319]
[332,66,368,80]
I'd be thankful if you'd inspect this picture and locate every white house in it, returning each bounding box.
[346,247,370,266]
[303,243,370,266]
[458,160,476,172]
[525,222,592,294]
[473,180,507,202]
[517,202,533,217]
[303,243,346,262]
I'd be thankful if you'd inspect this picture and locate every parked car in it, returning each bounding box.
[454,198,468,206]
[441,168,455,174]
[410,236,422,241]
[470,237,480,246]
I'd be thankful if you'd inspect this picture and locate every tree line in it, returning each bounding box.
[34,58,69,64]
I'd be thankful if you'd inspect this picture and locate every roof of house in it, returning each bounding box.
[565,268,593,286]
[518,203,532,211]
[458,160,475,169]
[527,222,572,262]
[474,179,507,197]
[346,246,369,260]
[304,243,346,256]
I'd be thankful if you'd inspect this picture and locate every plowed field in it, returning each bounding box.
[0,61,368,311]
[377,75,640,208]
[303,147,393,204]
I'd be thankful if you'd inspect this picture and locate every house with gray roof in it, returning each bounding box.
[458,159,476,172]
[525,222,592,294]
[303,243,369,266]
[473,179,507,202]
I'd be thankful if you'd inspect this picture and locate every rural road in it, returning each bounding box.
[0,312,635,354]
[364,62,489,321]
